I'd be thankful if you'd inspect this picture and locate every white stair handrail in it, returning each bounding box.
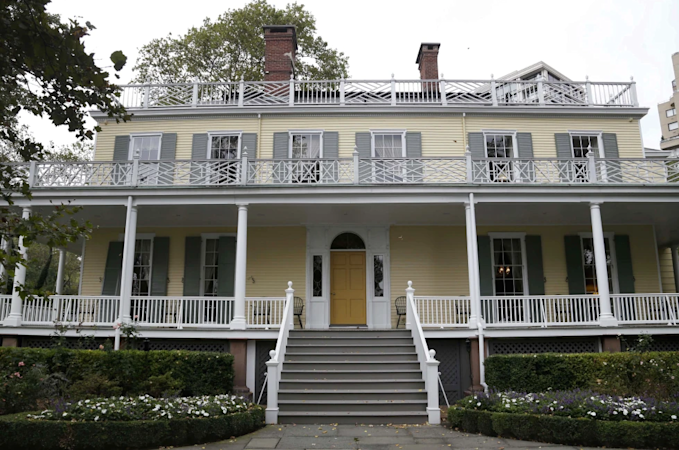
[405,281,440,425]
[265,281,294,424]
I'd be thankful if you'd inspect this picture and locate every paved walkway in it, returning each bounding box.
[174,424,633,450]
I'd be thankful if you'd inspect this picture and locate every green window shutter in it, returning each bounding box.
[217,236,236,297]
[555,133,574,182]
[183,237,202,296]
[241,133,257,157]
[516,133,534,158]
[564,235,585,294]
[602,133,622,182]
[615,235,635,293]
[102,241,124,296]
[160,133,177,160]
[273,132,289,183]
[323,132,339,158]
[405,132,423,182]
[468,132,485,158]
[113,136,130,161]
[150,237,170,296]
[477,236,494,323]
[525,236,545,295]
[355,132,371,158]
[190,134,208,184]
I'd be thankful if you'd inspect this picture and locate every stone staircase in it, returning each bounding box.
[278,329,428,424]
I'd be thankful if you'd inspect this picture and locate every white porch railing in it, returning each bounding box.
[117,78,638,109]
[265,282,295,424]
[414,296,471,327]
[247,159,354,185]
[612,294,679,325]
[481,295,600,327]
[21,296,119,325]
[137,160,242,186]
[33,161,133,187]
[246,297,286,328]
[358,158,467,184]
[470,158,593,184]
[405,282,440,424]
[0,295,11,322]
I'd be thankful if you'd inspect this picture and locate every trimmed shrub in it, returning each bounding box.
[485,351,679,398]
[448,407,679,449]
[0,407,264,450]
[0,348,233,414]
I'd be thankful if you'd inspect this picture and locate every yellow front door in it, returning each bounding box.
[330,251,367,325]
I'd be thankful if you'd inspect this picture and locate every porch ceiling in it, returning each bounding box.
[26,201,679,251]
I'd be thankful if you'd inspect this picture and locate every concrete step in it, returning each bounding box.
[288,337,415,346]
[289,330,412,338]
[278,399,426,412]
[280,369,423,380]
[278,410,428,424]
[282,361,421,371]
[278,379,425,390]
[285,352,418,362]
[286,344,416,354]
[278,389,427,401]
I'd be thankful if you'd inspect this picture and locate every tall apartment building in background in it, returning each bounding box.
[659,52,679,152]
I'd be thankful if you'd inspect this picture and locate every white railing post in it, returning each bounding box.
[537,74,545,106]
[440,75,447,106]
[587,150,598,183]
[340,78,346,106]
[465,148,473,183]
[405,281,414,330]
[590,202,617,327]
[391,74,396,106]
[490,75,498,106]
[289,75,295,107]
[27,161,37,187]
[3,206,31,327]
[131,158,139,186]
[177,299,184,329]
[238,77,245,107]
[143,85,150,109]
[630,76,638,107]
[265,349,279,423]
[426,349,441,424]
[353,147,360,185]
[585,76,593,106]
[240,149,249,185]
[191,82,199,107]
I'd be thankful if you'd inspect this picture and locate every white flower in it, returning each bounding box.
[476,402,481,407]
[672,415,677,420]
[94,416,99,421]
[101,409,107,414]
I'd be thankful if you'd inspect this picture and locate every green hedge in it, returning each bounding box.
[485,351,679,398]
[448,407,679,449]
[0,407,264,450]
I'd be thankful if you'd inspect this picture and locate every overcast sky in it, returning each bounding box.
[22,0,679,151]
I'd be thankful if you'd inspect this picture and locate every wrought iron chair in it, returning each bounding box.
[294,296,304,328]
[395,296,407,328]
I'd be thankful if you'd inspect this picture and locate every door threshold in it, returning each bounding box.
[329,325,369,329]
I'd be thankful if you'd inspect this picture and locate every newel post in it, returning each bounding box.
[289,75,295,107]
[585,76,593,106]
[490,74,498,107]
[426,349,441,425]
[27,161,37,187]
[405,281,415,330]
[440,74,447,106]
[353,147,360,185]
[465,147,473,183]
[238,76,245,107]
[536,74,545,106]
[240,148,249,185]
[285,281,294,328]
[131,158,139,186]
[340,78,346,106]
[587,148,598,183]
[390,74,396,106]
[265,349,279,423]
[191,81,199,107]
[630,76,638,107]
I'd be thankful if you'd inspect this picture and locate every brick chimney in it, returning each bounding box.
[416,43,441,80]
[263,25,297,81]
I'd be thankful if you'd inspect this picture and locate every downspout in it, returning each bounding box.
[477,319,488,392]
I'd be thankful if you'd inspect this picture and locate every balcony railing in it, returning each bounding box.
[12,155,679,189]
[116,78,638,109]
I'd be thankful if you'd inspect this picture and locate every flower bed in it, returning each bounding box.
[0,395,264,450]
[448,390,679,449]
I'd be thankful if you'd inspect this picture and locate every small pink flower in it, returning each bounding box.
[17,362,25,367]
[99,345,104,350]
[113,323,120,330]
[134,315,139,319]
[13,372,21,378]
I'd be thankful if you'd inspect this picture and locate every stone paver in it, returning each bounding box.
[173,423,637,450]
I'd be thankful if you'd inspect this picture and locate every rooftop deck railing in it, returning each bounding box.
[115,78,638,110]
[12,154,679,189]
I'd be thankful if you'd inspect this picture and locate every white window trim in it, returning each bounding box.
[488,232,529,296]
[199,233,237,297]
[116,234,156,297]
[288,130,324,159]
[373,254,386,298]
[206,131,243,159]
[370,130,407,157]
[568,131,605,158]
[666,108,676,118]
[481,130,519,158]
[577,231,620,294]
[128,133,163,160]
[669,122,679,131]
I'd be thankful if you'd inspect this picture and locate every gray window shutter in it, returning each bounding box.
[150,237,170,296]
[241,133,257,157]
[190,134,209,184]
[564,235,585,295]
[160,133,177,160]
[113,136,130,161]
[477,236,494,323]
[183,237,202,296]
[272,132,289,183]
[614,235,635,294]
[102,241,123,296]
[516,133,534,158]
[217,236,236,297]
[525,236,545,295]
[602,133,622,182]
[405,132,423,182]
[468,132,485,182]
[355,132,371,158]
[323,131,339,182]
[555,133,574,182]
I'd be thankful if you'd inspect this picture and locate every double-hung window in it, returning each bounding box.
[208,133,241,185]
[131,238,153,296]
[489,234,528,323]
[667,108,676,118]
[570,133,601,181]
[669,122,679,131]
[202,238,220,297]
[129,134,162,184]
[289,131,322,183]
[580,236,615,295]
[371,131,407,182]
[484,132,516,182]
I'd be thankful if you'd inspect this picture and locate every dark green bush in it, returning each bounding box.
[0,407,264,450]
[0,348,233,414]
[484,351,679,398]
[448,407,679,449]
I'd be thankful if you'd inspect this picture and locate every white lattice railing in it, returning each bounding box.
[415,296,471,327]
[358,158,467,184]
[247,159,354,184]
[0,295,11,322]
[471,158,593,184]
[595,159,679,184]
[612,294,679,325]
[481,296,601,327]
[246,297,286,328]
[117,78,638,109]
[33,161,133,187]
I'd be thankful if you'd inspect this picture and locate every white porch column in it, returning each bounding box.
[55,249,66,295]
[0,237,10,283]
[589,202,617,326]
[3,207,31,327]
[671,245,679,294]
[231,204,248,330]
[464,200,479,328]
[119,197,138,325]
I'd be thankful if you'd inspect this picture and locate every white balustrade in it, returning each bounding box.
[595,159,679,184]
[131,296,235,328]
[247,159,354,185]
[414,296,471,327]
[481,296,600,327]
[246,297,286,328]
[612,294,679,325]
[137,160,242,186]
[294,80,342,105]
[471,158,592,184]
[0,295,11,322]
[241,81,290,106]
[34,161,133,187]
[266,282,295,424]
[20,296,119,325]
[358,158,467,184]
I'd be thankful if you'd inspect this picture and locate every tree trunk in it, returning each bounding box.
[35,247,53,290]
